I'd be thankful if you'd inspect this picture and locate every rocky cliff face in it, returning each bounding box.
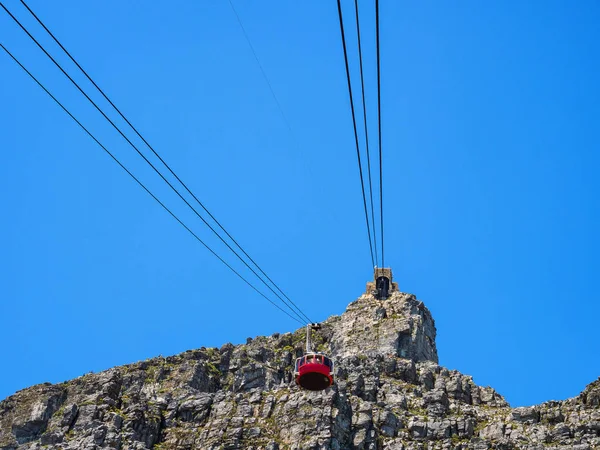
[1,290,599,449]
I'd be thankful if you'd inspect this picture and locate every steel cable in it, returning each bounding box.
[227,0,294,137]
[376,0,385,268]
[353,0,379,266]
[18,0,312,325]
[336,0,376,268]
[2,2,312,324]
[0,42,305,325]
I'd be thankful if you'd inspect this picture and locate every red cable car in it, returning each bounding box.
[294,324,335,391]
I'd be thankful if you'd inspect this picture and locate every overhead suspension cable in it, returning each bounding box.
[3,1,312,325]
[336,0,375,268]
[376,0,385,268]
[353,0,379,266]
[0,42,305,325]
[227,0,294,136]
[16,0,310,324]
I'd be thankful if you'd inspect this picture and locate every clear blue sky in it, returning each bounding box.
[1,0,598,407]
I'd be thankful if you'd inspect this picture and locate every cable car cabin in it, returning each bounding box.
[375,275,390,300]
[294,352,334,391]
[366,268,398,300]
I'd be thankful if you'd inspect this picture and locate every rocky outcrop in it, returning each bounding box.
[329,293,437,363]
[1,290,599,449]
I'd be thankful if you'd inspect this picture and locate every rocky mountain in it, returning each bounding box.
[1,287,599,449]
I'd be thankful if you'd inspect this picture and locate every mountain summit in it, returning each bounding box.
[1,286,599,449]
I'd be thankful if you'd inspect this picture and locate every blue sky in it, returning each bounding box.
[1,0,598,407]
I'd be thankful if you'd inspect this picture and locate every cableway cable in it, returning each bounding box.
[227,0,294,137]
[376,0,385,268]
[2,2,312,324]
[17,0,312,326]
[0,42,305,325]
[336,0,375,268]
[353,0,378,267]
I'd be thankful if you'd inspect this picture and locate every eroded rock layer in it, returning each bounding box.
[1,291,599,449]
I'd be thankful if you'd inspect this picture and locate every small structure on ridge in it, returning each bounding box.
[366,267,398,300]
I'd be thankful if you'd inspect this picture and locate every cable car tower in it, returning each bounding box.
[294,324,335,391]
[366,267,398,300]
